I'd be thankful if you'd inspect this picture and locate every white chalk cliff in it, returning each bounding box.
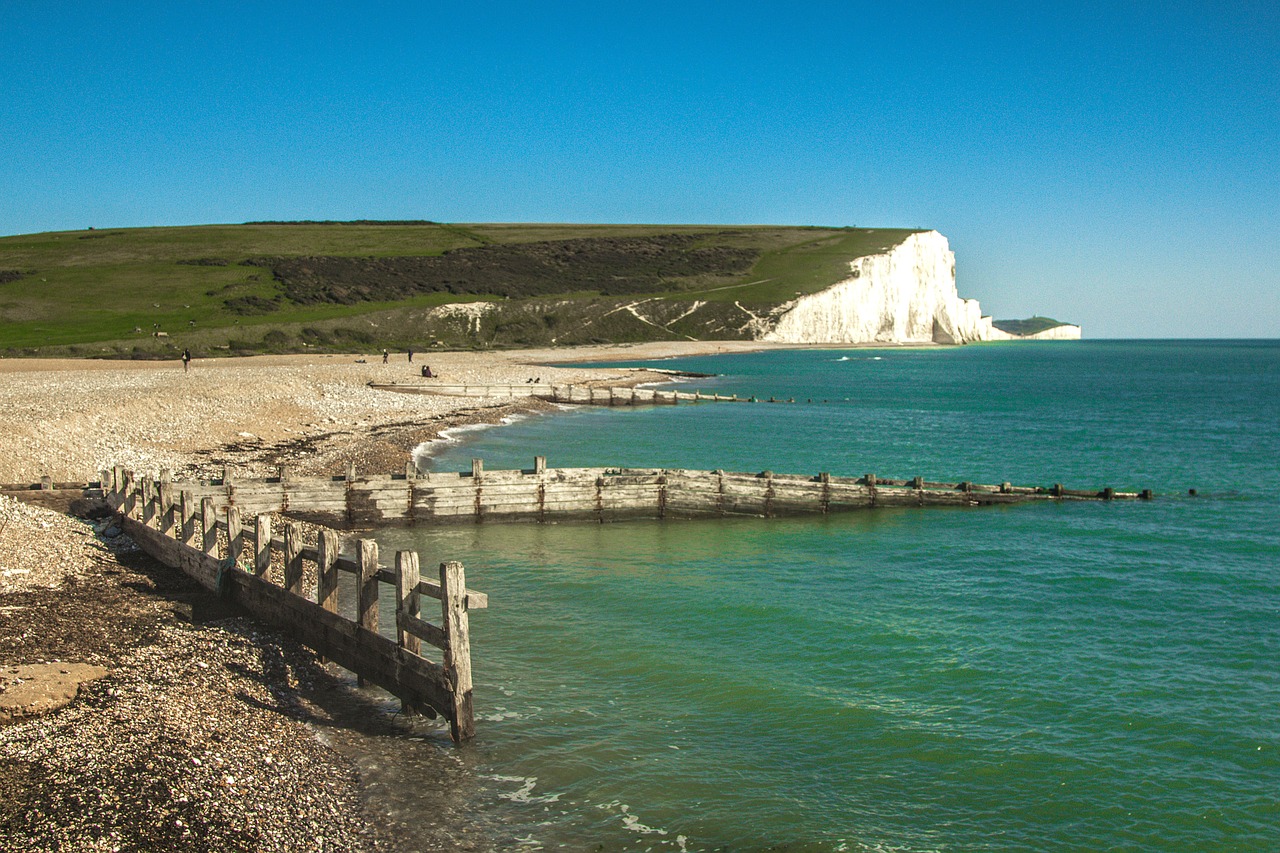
[759,230,1073,344]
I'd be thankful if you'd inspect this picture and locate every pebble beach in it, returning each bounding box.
[0,343,755,852]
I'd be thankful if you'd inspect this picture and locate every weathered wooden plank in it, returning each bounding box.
[254,515,272,577]
[440,560,474,742]
[284,522,304,596]
[398,611,448,651]
[396,551,422,657]
[317,529,339,617]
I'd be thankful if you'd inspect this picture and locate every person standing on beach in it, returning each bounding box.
[181,349,191,373]
[382,349,389,364]
[408,347,414,363]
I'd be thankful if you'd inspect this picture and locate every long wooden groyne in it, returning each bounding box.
[103,459,1152,529]
[101,470,487,742]
[369,382,782,405]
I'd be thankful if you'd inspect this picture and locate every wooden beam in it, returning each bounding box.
[254,514,271,577]
[283,521,304,596]
[440,560,475,742]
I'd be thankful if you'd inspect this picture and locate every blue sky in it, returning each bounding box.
[2,1,1277,337]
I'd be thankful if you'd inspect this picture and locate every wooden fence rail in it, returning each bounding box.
[105,468,486,742]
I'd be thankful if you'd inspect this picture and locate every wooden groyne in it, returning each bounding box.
[367,382,785,405]
[102,470,487,742]
[103,460,1152,529]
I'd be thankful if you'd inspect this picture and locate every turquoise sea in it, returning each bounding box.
[374,340,1279,852]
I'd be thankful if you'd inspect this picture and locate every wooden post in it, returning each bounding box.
[357,539,379,634]
[534,455,546,475]
[142,477,157,527]
[158,482,175,537]
[396,551,421,656]
[471,458,483,480]
[406,460,418,480]
[440,560,475,742]
[317,529,339,616]
[159,468,171,485]
[201,498,218,556]
[912,476,924,490]
[227,506,244,568]
[40,475,53,491]
[254,515,272,577]
[357,539,380,687]
[283,522,304,595]
[278,464,289,482]
[180,491,197,547]
[122,472,137,519]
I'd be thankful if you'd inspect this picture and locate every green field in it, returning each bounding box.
[0,222,924,355]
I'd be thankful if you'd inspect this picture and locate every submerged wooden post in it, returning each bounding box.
[179,491,196,546]
[317,529,339,616]
[201,498,217,556]
[283,521,304,595]
[357,539,380,687]
[254,515,272,577]
[440,560,475,741]
[226,506,244,568]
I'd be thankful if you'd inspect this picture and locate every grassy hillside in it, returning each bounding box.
[0,222,922,356]
[991,316,1072,336]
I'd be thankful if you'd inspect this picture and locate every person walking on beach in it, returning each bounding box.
[408,347,414,363]
[181,349,191,373]
[382,349,389,364]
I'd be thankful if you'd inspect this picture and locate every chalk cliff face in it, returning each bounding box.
[761,230,1000,344]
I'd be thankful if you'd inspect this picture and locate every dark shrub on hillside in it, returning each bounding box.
[177,258,230,266]
[251,234,758,306]
[0,270,24,284]
[224,295,281,315]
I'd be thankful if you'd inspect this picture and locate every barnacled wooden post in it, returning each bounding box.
[440,560,475,741]
[356,539,380,687]
[254,515,272,577]
[180,491,196,547]
[201,498,217,556]
[283,521,304,595]
[226,506,244,568]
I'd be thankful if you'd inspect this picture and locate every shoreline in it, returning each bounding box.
[0,343,753,851]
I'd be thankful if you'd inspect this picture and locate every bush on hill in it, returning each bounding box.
[251,234,758,306]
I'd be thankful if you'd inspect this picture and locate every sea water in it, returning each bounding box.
[374,341,1279,852]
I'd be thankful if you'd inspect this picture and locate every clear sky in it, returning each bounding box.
[2,1,1277,337]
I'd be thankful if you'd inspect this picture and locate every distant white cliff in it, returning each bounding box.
[759,230,1075,344]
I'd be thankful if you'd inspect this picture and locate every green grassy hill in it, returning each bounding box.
[991,316,1072,336]
[0,221,922,356]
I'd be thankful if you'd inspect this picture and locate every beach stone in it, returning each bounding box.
[0,662,109,724]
